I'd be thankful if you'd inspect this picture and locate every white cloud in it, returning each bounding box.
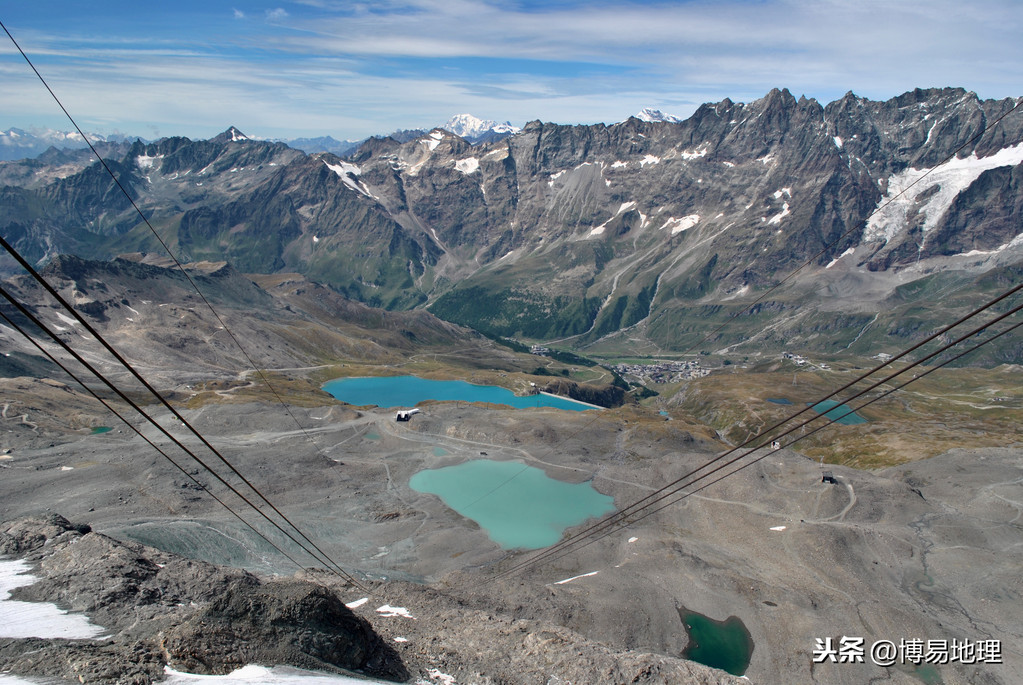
[1,0,1020,141]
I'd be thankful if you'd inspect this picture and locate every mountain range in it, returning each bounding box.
[2,87,1022,363]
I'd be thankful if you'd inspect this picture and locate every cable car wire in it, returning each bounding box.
[0,281,368,590]
[527,314,1023,572]
[0,308,314,573]
[486,284,1022,581]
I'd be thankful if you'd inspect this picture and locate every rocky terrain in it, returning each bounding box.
[1,394,1020,685]
[2,88,1021,358]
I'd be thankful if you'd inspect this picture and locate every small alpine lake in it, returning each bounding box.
[678,606,754,676]
[807,399,868,425]
[409,459,615,550]
[322,375,595,411]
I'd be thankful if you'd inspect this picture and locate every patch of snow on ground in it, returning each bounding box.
[554,571,599,585]
[454,157,479,175]
[773,188,792,199]
[548,170,566,186]
[661,215,700,235]
[344,597,368,609]
[770,526,787,531]
[865,142,1023,244]
[164,665,392,685]
[421,670,456,685]
[376,604,415,619]
[825,247,856,269]
[0,559,108,639]
[767,202,790,226]
[617,201,636,215]
[833,136,843,149]
[611,160,628,168]
[628,537,639,543]
[56,312,78,326]
[640,154,660,166]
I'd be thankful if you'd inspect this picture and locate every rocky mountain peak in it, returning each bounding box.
[635,108,683,123]
[442,114,521,144]
[209,126,249,144]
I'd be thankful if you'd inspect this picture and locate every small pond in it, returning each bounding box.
[323,376,595,411]
[807,399,868,425]
[765,397,792,405]
[409,459,615,549]
[678,606,754,676]
[90,426,113,434]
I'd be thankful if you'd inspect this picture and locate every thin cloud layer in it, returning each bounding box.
[1,0,1019,140]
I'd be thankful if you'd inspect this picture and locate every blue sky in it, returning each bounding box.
[2,0,1021,141]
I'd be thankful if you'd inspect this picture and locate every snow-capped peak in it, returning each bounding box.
[636,108,682,124]
[442,114,520,142]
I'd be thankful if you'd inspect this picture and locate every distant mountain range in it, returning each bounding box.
[0,113,525,161]
[3,87,1022,363]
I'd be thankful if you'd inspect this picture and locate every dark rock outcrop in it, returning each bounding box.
[0,516,406,684]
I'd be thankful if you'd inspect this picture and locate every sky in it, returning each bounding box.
[1,0,1021,142]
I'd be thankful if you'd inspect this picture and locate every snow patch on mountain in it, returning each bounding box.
[864,142,1023,244]
[679,145,709,160]
[454,157,479,175]
[422,130,446,152]
[662,215,700,235]
[136,153,164,169]
[635,108,682,123]
[323,159,373,197]
[826,247,856,268]
[443,114,520,142]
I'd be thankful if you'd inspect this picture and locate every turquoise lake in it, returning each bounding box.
[322,375,594,411]
[807,399,868,425]
[409,460,616,549]
[679,607,754,676]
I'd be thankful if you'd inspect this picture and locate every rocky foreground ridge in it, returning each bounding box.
[0,515,744,685]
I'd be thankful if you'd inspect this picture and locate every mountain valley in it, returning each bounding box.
[1,86,1022,685]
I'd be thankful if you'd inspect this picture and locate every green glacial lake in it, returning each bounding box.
[322,375,595,411]
[409,460,615,549]
[679,607,754,676]
[807,399,868,425]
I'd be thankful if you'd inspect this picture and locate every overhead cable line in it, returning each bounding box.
[0,308,312,573]
[487,283,1022,581]
[459,96,1023,521]
[0,236,362,586]
[0,280,368,591]
[530,313,1023,571]
[0,19,341,507]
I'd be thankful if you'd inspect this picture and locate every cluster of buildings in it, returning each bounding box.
[784,352,830,370]
[612,359,710,384]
